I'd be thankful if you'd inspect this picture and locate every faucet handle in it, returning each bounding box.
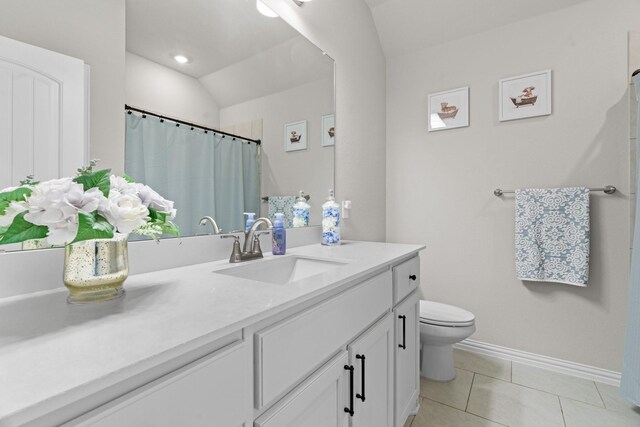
[220,234,240,242]
[221,234,242,263]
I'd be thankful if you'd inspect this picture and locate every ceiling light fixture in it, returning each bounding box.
[256,0,278,17]
[292,0,312,5]
[173,55,189,64]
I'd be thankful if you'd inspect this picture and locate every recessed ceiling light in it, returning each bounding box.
[256,0,278,17]
[173,55,189,64]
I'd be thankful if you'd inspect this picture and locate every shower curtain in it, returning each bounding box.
[622,73,640,406]
[125,113,260,236]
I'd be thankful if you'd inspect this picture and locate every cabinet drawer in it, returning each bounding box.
[393,256,420,304]
[256,271,392,408]
[66,340,249,427]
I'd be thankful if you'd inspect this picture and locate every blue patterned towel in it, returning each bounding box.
[515,187,590,286]
[267,196,295,228]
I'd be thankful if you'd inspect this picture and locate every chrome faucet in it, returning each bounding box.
[199,216,222,234]
[220,217,273,263]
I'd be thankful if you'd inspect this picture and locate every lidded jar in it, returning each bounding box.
[321,189,340,246]
[292,191,310,228]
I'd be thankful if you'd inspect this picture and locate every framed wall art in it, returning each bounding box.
[321,114,335,147]
[499,70,552,122]
[284,120,307,152]
[428,86,469,132]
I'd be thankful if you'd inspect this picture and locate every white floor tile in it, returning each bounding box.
[561,397,640,427]
[421,368,474,410]
[595,382,640,418]
[512,362,604,407]
[453,349,511,382]
[412,398,505,427]
[467,374,565,427]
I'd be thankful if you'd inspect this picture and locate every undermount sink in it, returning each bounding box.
[213,255,349,285]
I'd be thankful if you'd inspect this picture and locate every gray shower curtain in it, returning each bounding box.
[622,73,640,406]
[125,113,260,236]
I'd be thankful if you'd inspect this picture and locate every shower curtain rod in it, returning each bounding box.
[125,104,261,145]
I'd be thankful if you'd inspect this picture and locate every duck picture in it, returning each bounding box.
[510,86,538,107]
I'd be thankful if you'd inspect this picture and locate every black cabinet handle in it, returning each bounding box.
[398,315,407,349]
[355,354,366,402]
[409,274,417,281]
[344,365,355,416]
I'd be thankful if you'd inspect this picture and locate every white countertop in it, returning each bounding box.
[0,241,423,426]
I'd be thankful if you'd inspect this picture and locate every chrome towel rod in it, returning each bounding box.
[493,185,616,197]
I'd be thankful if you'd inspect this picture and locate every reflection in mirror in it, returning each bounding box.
[125,0,335,237]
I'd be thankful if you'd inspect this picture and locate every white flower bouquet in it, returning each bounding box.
[0,161,178,246]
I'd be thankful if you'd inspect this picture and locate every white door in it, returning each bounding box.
[395,292,420,427]
[347,313,394,427]
[255,351,349,427]
[0,35,87,189]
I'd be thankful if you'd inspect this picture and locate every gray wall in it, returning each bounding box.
[386,0,640,371]
[264,0,387,241]
[0,0,126,174]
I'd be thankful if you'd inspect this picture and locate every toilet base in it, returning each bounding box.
[421,343,456,382]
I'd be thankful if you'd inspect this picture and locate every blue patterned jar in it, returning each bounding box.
[321,189,340,246]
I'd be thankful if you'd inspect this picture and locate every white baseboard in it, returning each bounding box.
[455,339,621,386]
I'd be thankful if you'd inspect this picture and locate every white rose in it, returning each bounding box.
[100,190,149,235]
[0,201,27,227]
[110,175,138,196]
[135,184,176,218]
[24,178,107,245]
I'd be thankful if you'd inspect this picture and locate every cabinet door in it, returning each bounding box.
[394,292,420,427]
[347,313,394,427]
[66,340,250,427]
[255,351,349,427]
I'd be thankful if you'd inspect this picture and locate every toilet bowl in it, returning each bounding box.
[419,300,475,381]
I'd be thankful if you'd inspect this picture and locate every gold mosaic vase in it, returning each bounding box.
[63,233,129,303]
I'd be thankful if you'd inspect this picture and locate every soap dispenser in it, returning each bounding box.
[244,212,256,232]
[292,191,310,228]
[321,189,341,246]
[272,213,286,255]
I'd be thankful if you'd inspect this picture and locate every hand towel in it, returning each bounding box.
[515,187,590,286]
[267,196,295,228]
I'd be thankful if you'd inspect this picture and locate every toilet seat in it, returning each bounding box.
[419,300,475,327]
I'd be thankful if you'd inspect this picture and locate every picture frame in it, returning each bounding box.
[321,114,335,147]
[284,120,307,152]
[428,86,469,132]
[499,70,552,122]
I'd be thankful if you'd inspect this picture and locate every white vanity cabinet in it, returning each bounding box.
[33,249,422,427]
[64,340,251,427]
[393,256,421,427]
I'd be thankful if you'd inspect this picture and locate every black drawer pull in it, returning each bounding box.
[344,365,355,416]
[355,354,366,402]
[409,274,417,281]
[398,315,407,349]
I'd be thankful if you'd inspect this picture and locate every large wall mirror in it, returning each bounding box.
[125,0,335,237]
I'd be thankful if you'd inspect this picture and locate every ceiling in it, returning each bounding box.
[126,0,333,108]
[365,0,591,58]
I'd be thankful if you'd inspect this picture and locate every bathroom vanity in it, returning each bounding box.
[0,241,423,427]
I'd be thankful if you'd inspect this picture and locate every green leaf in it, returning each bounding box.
[0,225,8,236]
[159,221,179,237]
[72,211,114,244]
[0,187,32,215]
[73,169,111,198]
[0,212,48,245]
[148,208,169,222]
[123,174,135,183]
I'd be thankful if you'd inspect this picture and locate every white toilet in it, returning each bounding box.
[419,300,476,381]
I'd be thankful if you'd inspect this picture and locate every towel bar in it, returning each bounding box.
[262,195,310,202]
[493,185,616,197]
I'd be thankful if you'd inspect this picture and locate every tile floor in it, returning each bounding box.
[403,348,640,427]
